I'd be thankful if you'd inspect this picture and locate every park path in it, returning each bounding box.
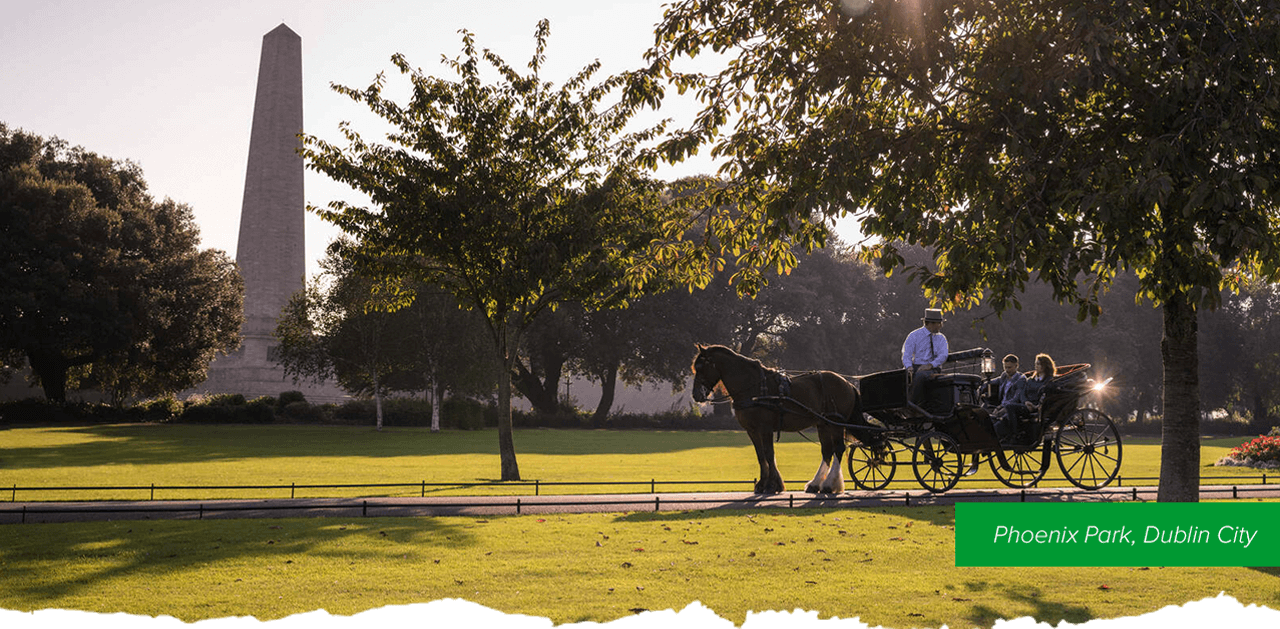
[2,484,1275,524]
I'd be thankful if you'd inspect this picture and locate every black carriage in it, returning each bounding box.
[842,349,1123,493]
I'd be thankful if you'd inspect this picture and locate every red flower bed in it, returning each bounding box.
[1229,435,1280,464]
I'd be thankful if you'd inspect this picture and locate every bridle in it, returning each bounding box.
[692,352,733,405]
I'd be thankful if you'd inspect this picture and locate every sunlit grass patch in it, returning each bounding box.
[0,425,1267,501]
[1,507,1277,627]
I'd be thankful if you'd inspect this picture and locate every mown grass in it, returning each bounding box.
[0,425,1266,501]
[2,426,1276,626]
[1,507,1277,626]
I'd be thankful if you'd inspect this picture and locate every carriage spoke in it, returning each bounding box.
[848,441,898,491]
[990,439,1049,489]
[1055,409,1123,490]
[912,432,961,493]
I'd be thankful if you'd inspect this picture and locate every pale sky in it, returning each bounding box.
[2,0,757,279]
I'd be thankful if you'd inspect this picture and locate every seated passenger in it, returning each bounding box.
[1023,353,1057,418]
[988,354,1027,437]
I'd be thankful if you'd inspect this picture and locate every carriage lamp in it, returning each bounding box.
[981,349,996,377]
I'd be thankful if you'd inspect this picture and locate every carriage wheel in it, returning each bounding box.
[912,432,964,493]
[989,439,1050,489]
[847,440,897,491]
[1055,408,1123,490]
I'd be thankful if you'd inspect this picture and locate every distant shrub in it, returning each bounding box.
[443,398,485,430]
[205,393,246,407]
[381,398,432,427]
[278,391,307,408]
[280,400,323,423]
[243,396,277,424]
[140,396,183,423]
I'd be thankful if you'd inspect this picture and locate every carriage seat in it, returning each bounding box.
[859,369,910,412]
[859,368,986,415]
[924,373,984,415]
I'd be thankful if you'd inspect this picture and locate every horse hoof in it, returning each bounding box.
[804,484,820,494]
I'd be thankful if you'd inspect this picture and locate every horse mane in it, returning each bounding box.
[696,344,764,370]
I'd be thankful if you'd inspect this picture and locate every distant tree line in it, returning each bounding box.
[276,226,1280,436]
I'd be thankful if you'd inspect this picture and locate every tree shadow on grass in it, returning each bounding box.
[0,517,478,605]
[959,581,1093,626]
[612,504,956,527]
[1,424,774,470]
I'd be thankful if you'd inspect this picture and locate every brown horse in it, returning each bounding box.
[691,344,862,494]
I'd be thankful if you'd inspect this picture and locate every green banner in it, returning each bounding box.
[955,502,1280,567]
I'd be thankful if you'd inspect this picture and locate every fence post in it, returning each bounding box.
[536,479,540,496]
[516,498,521,515]
[655,496,660,512]
[11,484,14,502]
[199,504,204,520]
[651,479,655,494]
[291,483,296,499]
[362,500,367,517]
[150,483,155,501]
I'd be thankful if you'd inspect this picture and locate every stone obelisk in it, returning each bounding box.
[238,23,305,348]
[197,24,343,402]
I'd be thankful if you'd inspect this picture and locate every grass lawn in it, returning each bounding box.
[2,506,1277,627]
[1,425,1276,626]
[0,425,1267,501]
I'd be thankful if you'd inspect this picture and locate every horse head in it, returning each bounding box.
[691,344,724,403]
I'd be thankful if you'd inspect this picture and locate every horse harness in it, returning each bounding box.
[734,364,832,443]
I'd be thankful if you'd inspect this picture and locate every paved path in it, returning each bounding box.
[3,484,1276,524]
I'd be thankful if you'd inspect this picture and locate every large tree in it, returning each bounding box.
[0,124,242,403]
[638,0,1280,501]
[302,21,670,480]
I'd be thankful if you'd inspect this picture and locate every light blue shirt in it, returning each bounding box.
[902,326,948,370]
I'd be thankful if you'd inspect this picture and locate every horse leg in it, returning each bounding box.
[805,436,832,494]
[752,425,783,494]
[744,427,771,494]
[819,427,847,494]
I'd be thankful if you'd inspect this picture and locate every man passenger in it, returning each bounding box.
[988,354,1027,437]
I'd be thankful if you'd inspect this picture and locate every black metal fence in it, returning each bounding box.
[5,472,1277,502]
[4,483,1280,525]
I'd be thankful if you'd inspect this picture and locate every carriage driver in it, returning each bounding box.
[902,308,949,405]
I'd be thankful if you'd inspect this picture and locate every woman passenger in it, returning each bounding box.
[1023,353,1057,417]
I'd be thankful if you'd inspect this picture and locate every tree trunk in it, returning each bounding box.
[496,325,521,481]
[26,349,69,403]
[1250,388,1267,435]
[1157,295,1200,502]
[591,363,619,426]
[513,361,560,414]
[431,381,444,433]
[373,372,384,432]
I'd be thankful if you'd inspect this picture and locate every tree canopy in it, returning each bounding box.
[0,123,242,403]
[637,0,1280,501]
[302,20,673,480]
